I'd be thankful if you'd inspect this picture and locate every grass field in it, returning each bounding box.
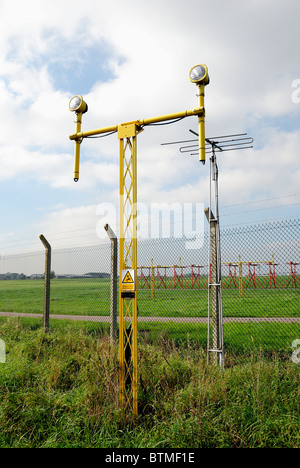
[0,318,299,448]
[0,278,299,317]
[0,279,110,316]
[0,278,299,353]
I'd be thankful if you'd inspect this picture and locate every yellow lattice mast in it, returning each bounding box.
[68,65,209,417]
[118,123,142,414]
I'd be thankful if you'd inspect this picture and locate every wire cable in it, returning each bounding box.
[85,131,117,139]
[144,117,185,127]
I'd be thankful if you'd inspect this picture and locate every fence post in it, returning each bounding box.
[39,235,51,333]
[205,208,224,366]
[104,224,118,343]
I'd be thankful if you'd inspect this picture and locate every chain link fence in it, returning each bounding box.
[137,219,300,355]
[0,219,299,357]
[0,243,112,319]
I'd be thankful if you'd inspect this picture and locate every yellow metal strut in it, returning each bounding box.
[118,123,142,414]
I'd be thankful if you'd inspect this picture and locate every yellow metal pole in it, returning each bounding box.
[119,136,125,410]
[132,134,138,417]
[197,84,206,163]
[74,112,83,182]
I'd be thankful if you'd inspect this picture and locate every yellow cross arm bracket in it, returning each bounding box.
[117,123,144,139]
[68,107,206,181]
[69,107,205,141]
[69,124,118,141]
[69,64,209,183]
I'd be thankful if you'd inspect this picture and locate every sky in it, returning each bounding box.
[0,0,300,258]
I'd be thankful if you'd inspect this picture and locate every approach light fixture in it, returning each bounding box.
[69,95,88,114]
[189,64,209,164]
[189,64,210,86]
[68,95,88,182]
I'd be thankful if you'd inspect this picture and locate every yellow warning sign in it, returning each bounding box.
[123,271,134,283]
[121,269,135,291]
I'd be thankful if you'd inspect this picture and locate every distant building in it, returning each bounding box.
[30,274,44,280]
[0,272,28,280]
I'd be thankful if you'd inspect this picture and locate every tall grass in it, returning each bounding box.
[0,318,299,448]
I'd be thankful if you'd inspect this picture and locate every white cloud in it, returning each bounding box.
[37,202,119,250]
[218,128,300,207]
[0,0,299,249]
[0,145,73,185]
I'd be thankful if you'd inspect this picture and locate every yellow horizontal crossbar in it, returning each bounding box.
[69,107,205,141]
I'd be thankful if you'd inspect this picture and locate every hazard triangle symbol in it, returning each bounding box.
[123,271,134,283]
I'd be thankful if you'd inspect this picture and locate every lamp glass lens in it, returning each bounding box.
[69,96,82,111]
[190,65,206,82]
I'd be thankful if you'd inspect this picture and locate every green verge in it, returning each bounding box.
[0,318,299,448]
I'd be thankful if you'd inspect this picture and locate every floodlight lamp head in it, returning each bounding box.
[69,95,88,114]
[189,64,210,86]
